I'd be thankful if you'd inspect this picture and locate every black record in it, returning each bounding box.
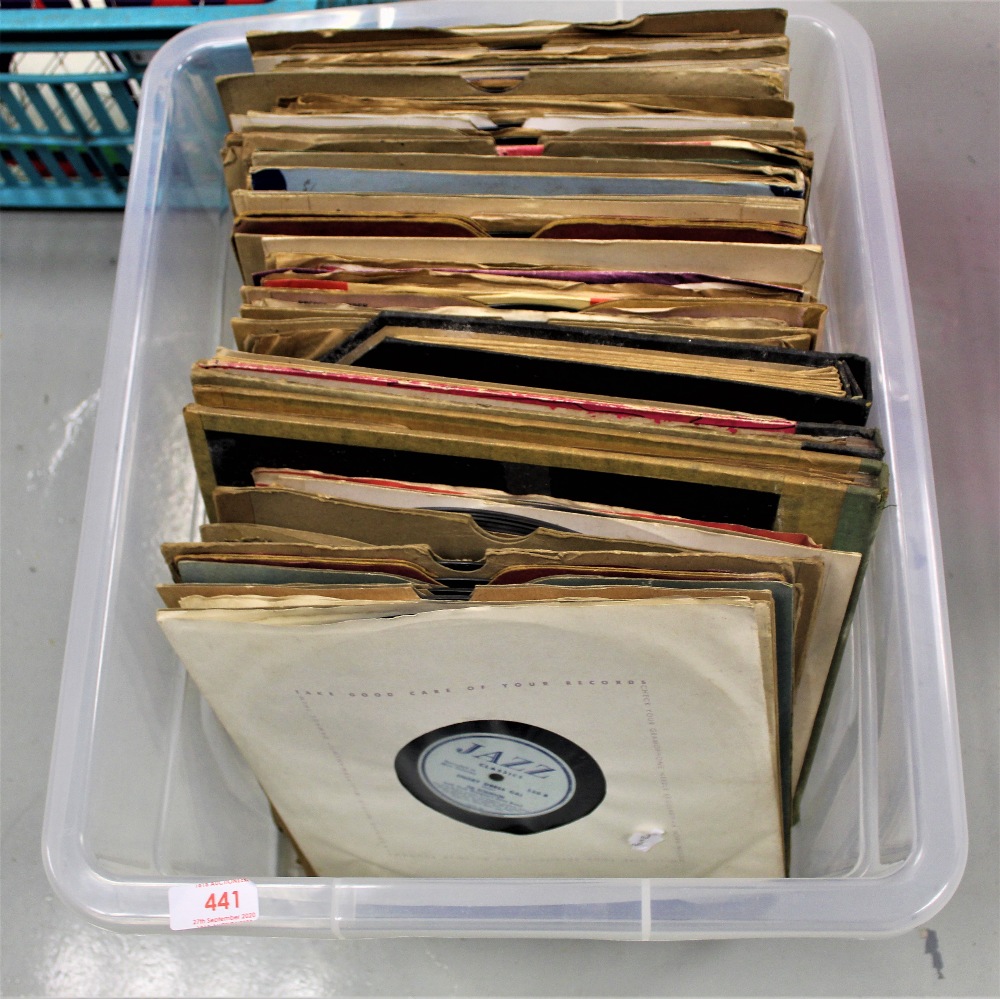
[394,719,606,835]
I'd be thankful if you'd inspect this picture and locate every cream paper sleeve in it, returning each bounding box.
[158,597,784,878]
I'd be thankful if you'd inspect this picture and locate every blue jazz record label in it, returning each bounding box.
[394,719,606,834]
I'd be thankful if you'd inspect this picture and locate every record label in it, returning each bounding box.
[395,720,606,834]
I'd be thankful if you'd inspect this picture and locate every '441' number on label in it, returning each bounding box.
[168,878,259,930]
[204,890,239,911]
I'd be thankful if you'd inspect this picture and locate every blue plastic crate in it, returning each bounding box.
[0,1,372,208]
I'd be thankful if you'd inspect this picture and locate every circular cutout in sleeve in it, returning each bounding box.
[394,719,606,834]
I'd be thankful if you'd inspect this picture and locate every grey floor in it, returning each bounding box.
[2,2,998,996]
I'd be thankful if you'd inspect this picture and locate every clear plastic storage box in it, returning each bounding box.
[42,0,967,939]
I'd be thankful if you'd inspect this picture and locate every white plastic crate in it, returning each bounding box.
[42,0,967,939]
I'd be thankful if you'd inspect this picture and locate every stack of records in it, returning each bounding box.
[157,9,888,879]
